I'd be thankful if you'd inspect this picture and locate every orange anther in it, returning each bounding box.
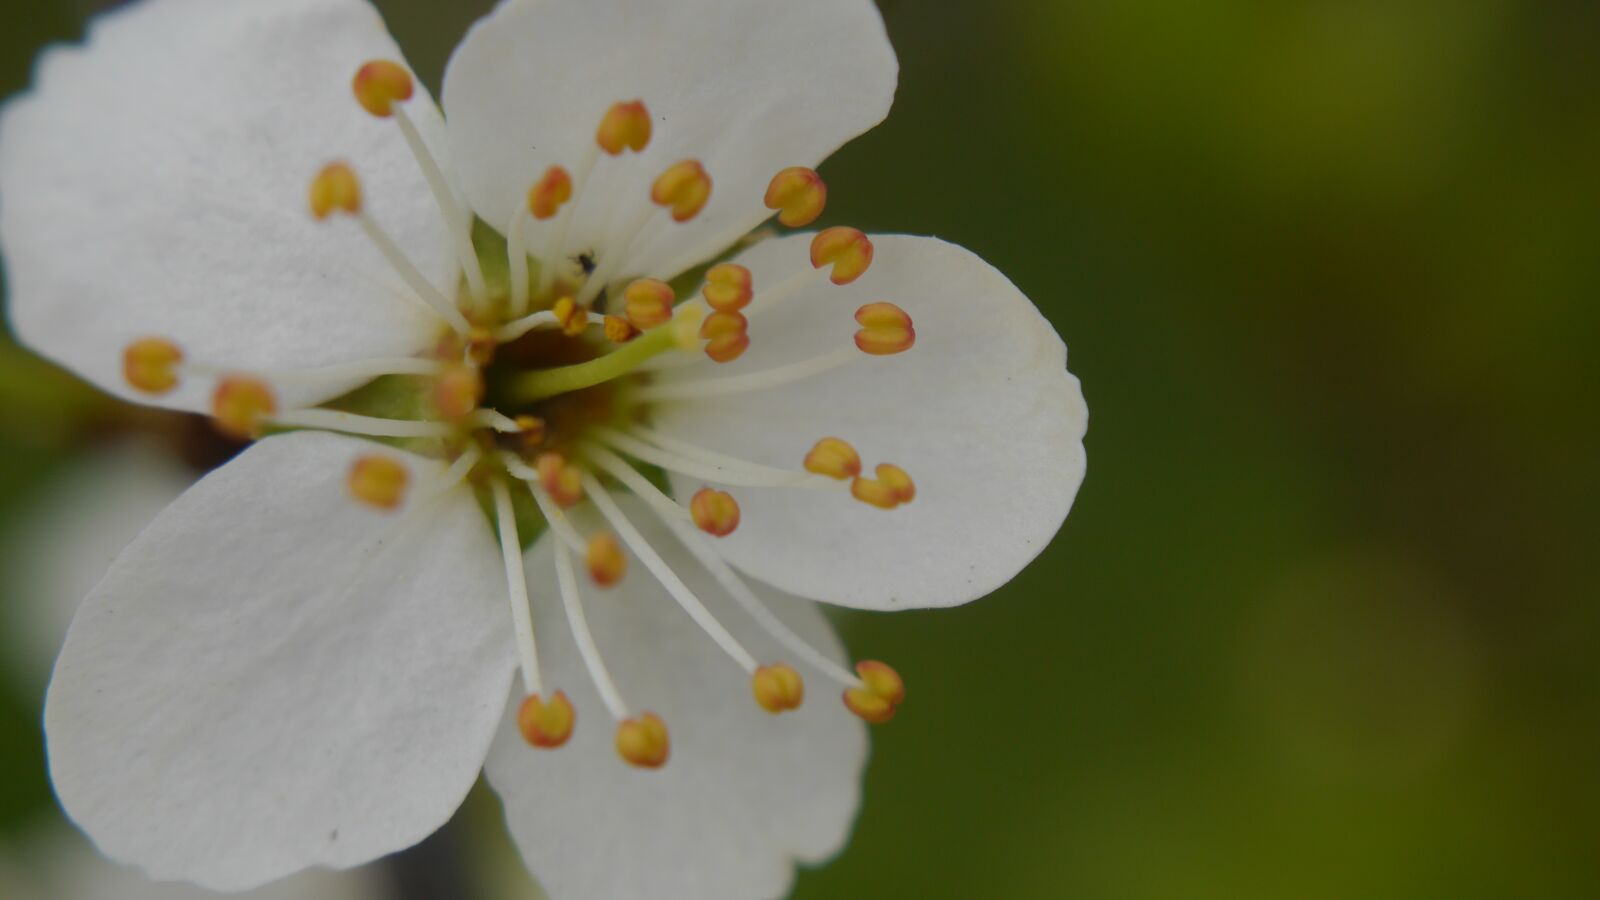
[853,302,915,355]
[211,375,276,441]
[615,712,670,768]
[699,310,750,363]
[702,263,753,312]
[515,416,548,448]
[704,331,750,364]
[122,337,183,395]
[535,452,583,508]
[551,296,590,336]
[764,167,828,227]
[351,60,414,118]
[752,664,805,713]
[843,660,904,724]
[624,279,675,330]
[309,163,362,220]
[810,227,874,285]
[596,100,652,155]
[651,160,712,222]
[518,691,575,749]
[587,531,626,587]
[690,487,741,537]
[528,165,573,221]
[851,463,916,509]
[348,455,409,511]
[604,314,639,343]
[804,437,861,480]
[432,364,482,421]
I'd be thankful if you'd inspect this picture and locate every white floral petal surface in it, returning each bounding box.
[443,0,896,283]
[654,234,1088,610]
[486,498,868,900]
[0,0,456,414]
[45,431,515,891]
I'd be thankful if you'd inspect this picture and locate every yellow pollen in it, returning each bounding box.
[853,302,916,355]
[764,167,828,227]
[536,452,584,508]
[810,227,874,285]
[211,375,277,441]
[752,664,805,713]
[515,415,548,449]
[347,454,409,511]
[528,165,573,220]
[587,532,627,587]
[122,337,183,395]
[851,463,916,509]
[689,487,741,537]
[517,691,576,749]
[804,437,862,480]
[702,263,754,312]
[309,162,362,220]
[843,660,905,724]
[699,310,750,363]
[651,160,712,222]
[551,296,590,337]
[351,60,415,118]
[623,279,675,330]
[615,713,670,769]
[603,314,639,343]
[596,99,652,155]
[431,364,482,421]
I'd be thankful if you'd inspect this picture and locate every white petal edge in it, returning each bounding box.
[45,431,515,891]
[0,0,458,414]
[442,0,897,286]
[653,233,1089,610]
[485,497,868,900]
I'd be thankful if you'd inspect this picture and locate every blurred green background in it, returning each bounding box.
[3,0,1598,897]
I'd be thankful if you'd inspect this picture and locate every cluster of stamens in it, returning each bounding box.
[119,59,924,768]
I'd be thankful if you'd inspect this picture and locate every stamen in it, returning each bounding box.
[615,712,670,769]
[431,364,483,421]
[595,100,652,155]
[552,297,593,337]
[490,478,544,696]
[347,454,410,510]
[651,160,712,223]
[689,487,741,537]
[517,691,575,749]
[586,532,627,587]
[623,278,674,330]
[529,165,573,221]
[535,452,584,508]
[270,408,454,439]
[581,472,759,672]
[201,357,444,386]
[752,664,805,713]
[702,263,754,312]
[843,660,906,723]
[604,315,639,343]
[811,227,874,285]
[632,347,855,402]
[505,206,532,319]
[854,302,916,355]
[699,310,750,363]
[625,424,821,483]
[212,375,277,440]
[350,61,414,117]
[851,463,916,509]
[591,427,824,489]
[309,162,362,220]
[468,408,525,433]
[764,167,827,227]
[122,338,183,394]
[804,437,862,480]
[495,308,606,344]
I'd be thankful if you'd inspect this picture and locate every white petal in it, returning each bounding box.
[654,234,1089,610]
[485,497,868,900]
[442,0,896,283]
[45,431,515,891]
[0,0,457,414]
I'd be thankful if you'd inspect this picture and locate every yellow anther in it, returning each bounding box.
[764,167,828,228]
[515,416,548,449]
[699,310,750,364]
[623,278,675,330]
[211,375,276,441]
[615,713,670,769]
[670,304,706,351]
[596,99,652,155]
[587,531,626,587]
[309,162,362,220]
[535,452,583,508]
[752,664,805,713]
[527,165,573,221]
[702,263,753,312]
[843,660,904,724]
[810,227,874,285]
[603,314,639,343]
[853,302,915,355]
[431,364,482,421]
[347,454,409,511]
[551,296,590,337]
[122,337,183,395]
[851,463,916,509]
[804,437,861,480]
[351,60,414,118]
[651,160,712,223]
[466,327,498,366]
[690,487,741,537]
[517,691,575,749]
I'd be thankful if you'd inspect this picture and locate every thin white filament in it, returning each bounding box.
[506,207,531,318]
[273,409,453,439]
[591,427,826,489]
[393,106,487,307]
[354,212,472,334]
[634,347,856,403]
[491,478,543,696]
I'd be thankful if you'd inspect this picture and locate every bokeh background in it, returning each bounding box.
[3,0,1598,897]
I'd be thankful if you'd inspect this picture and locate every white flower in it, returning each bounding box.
[0,0,1088,898]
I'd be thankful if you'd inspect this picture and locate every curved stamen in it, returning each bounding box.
[494,308,607,344]
[621,424,813,483]
[580,472,758,673]
[589,427,825,489]
[634,347,855,403]
[391,105,487,308]
[491,478,543,696]
[352,211,472,334]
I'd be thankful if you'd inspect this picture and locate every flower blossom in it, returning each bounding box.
[0,0,1088,897]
